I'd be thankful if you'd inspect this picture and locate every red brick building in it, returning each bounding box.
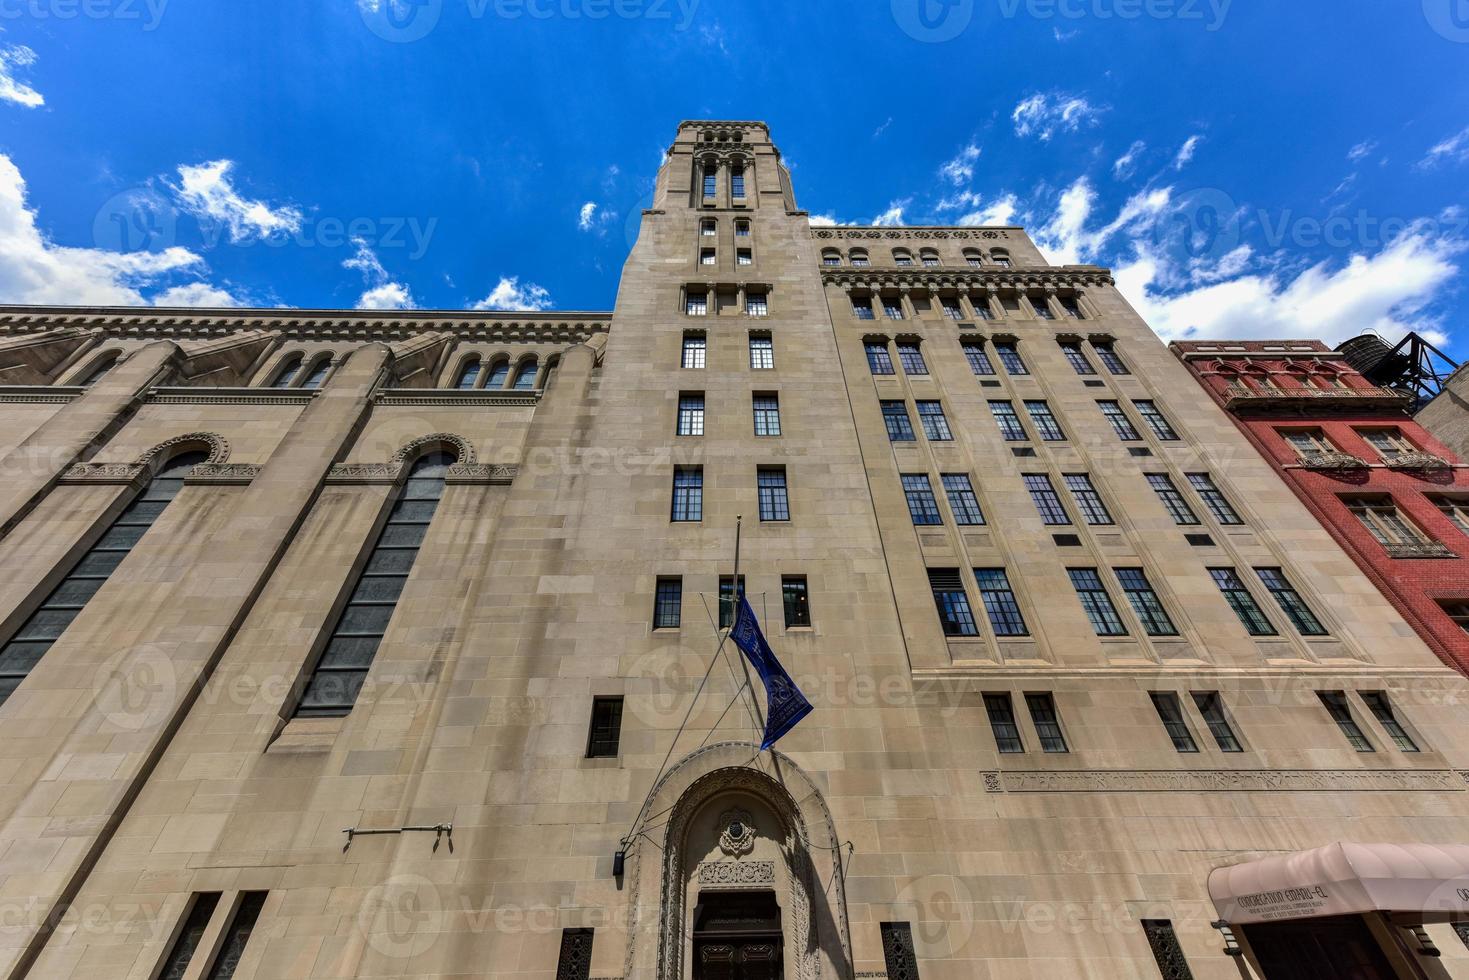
[1172,339,1469,675]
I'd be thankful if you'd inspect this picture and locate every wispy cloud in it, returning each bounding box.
[1348,140,1378,163]
[0,44,43,108]
[578,201,598,231]
[871,201,909,227]
[1012,92,1107,141]
[174,160,303,243]
[577,200,616,233]
[873,117,893,140]
[1113,141,1146,179]
[939,144,981,186]
[957,194,1019,227]
[343,237,414,310]
[472,276,552,312]
[1174,135,1202,170]
[152,283,246,307]
[1416,126,1469,171]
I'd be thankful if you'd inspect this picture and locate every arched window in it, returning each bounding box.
[0,450,208,706]
[892,249,914,267]
[292,450,453,718]
[513,358,539,390]
[78,352,120,387]
[454,357,481,390]
[486,360,511,389]
[821,249,842,267]
[963,248,983,268]
[268,355,302,389]
[990,249,1013,269]
[299,355,334,390]
[702,163,718,198]
[849,249,870,268]
[920,249,940,267]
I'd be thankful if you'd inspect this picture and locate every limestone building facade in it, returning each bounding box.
[0,120,1464,980]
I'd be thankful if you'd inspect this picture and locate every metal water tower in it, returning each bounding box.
[1336,331,1459,412]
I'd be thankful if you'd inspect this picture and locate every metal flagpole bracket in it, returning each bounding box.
[341,823,453,852]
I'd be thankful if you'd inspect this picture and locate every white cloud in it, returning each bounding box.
[578,201,598,231]
[939,144,980,186]
[1053,26,1079,41]
[1012,92,1106,141]
[871,201,908,227]
[1417,126,1469,170]
[1113,141,1146,179]
[807,214,839,227]
[957,194,1019,227]
[576,200,615,233]
[0,153,233,306]
[342,237,415,310]
[1174,135,1202,170]
[936,190,983,213]
[1031,179,1171,267]
[1348,140,1378,163]
[174,160,302,243]
[152,283,244,307]
[472,276,552,312]
[0,44,43,108]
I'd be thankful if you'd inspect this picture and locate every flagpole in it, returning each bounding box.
[730,515,768,741]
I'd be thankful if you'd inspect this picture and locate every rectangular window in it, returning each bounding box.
[735,221,750,237]
[1099,401,1141,441]
[1025,693,1069,753]
[1147,474,1200,526]
[718,574,746,629]
[1255,567,1327,636]
[852,299,875,320]
[851,254,871,267]
[1117,568,1178,636]
[700,220,716,236]
[1431,496,1469,534]
[1024,400,1066,441]
[974,568,1028,636]
[586,696,623,758]
[1191,692,1243,752]
[206,891,268,980]
[1210,567,1276,636]
[1187,473,1243,525]
[1361,428,1412,460]
[1150,692,1199,752]
[902,474,943,526]
[928,568,978,637]
[962,341,996,376]
[157,893,222,980]
[942,474,985,526]
[882,298,905,320]
[671,467,703,522]
[822,254,840,266]
[941,299,963,320]
[972,296,995,320]
[916,401,953,441]
[737,249,752,266]
[882,401,915,442]
[700,247,716,266]
[746,292,768,317]
[1361,692,1420,752]
[1095,343,1129,375]
[1060,297,1084,319]
[865,342,895,376]
[995,342,1029,376]
[1134,400,1179,440]
[989,401,1027,442]
[1030,295,1055,320]
[1024,474,1071,526]
[730,165,745,198]
[894,254,913,267]
[681,333,706,369]
[923,254,941,267]
[753,394,781,436]
[757,467,790,522]
[1063,474,1113,526]
[1343,496,1433,550]
[984,693,1025,753]
[1060,342,1096,375]
[782,576,811,628]
[686,291,708,316]
[1442,600,1469,635]
[653,577,682,629]
[896,342,928,376]
[1069,568,1127,636]
[676,393,705,436]
[1283,428,1337,461]
[1319,691,1374,752]
[749,334,774,370]
[702,167,717,198]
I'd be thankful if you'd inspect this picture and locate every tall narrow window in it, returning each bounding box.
[1134,400,1179,440]
[866,341,895,376]
[916,401,952,441]
[0,450,207,706]
[1094,343,1129,375]
[995,342,1028,375]
[749,334,774,369]
[746,292,768,317]
[1063,474,1113,526]
[1025,693,1069,752]
[294,453,450,718]
[882,297,905,321]
[1142,920,1194,980]
[1430,495,1469,534]
[700,218,716,236]
[1150,693,1199,753]
[1060,297,1085,319]
[1024,474,1071,526]
[1191,692,1243,752]
[513,359,538,390]
[1361,692,1420,752]
[782,576,811,628]
[1099,401,1141,440]
[718,575,746,629]
[757,467,789,522]
[1255,568,1327,636]
[735,220,750,237]
[78,353,119,387]
[852,298,876,320]
[1060,342,1096,375]
[1210,568,1276,637]
[753,394,781,436]
[586,697,623,758]
[736,247,752,265]
[896,342,928,376]
[942,474,985,526]
[1024,400,1066,441]
[1069,569,1127,636]
[300,355,333,389]
[269,355,302,388]
[1318,691,1374,752]
[1147,474,1200,526]
[454,358,481,390]
[902,474,943,526]
[682,333,707,369]
[730,164,745,198]
[205,891,268,980]
[1187,473,1242,525]
[653,577,682,629]
[963,341,996,376]
[928,569,978,637]
[975,568,1027,636]
[676,393,705,436]
[983,693,1025,753]
[989,401,1027,442]
[941,298,963,320]
[671,467,703,522]
[486,360,510,388]
[882,401,915,442]
[158,893,222,980]
[702,163,717,198]
[1029,295,1055,320]
[1117,568,1178,636]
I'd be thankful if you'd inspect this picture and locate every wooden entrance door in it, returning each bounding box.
[1245,915,1407,980]
[692,891,784,980]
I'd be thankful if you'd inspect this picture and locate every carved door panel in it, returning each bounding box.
[735,940,781,980]
[696,942,737,980]
[693,937,783,980]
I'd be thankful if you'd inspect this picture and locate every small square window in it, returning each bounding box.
[737,249,753,266]
[746,293,769,317]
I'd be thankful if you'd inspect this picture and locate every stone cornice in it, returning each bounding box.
[821,267,1115,290]
[374,389,541,407]
[0,385,80,403]
[146,387,316,406]
[983,769,1466,794]
[813,226,1018,240]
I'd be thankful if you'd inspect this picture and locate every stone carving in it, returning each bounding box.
[717,808,757,857]
[988,769,1462,794]
[982,772,1003,793]
[391,432,476,466]
[185,463,261,485]
[325,462,404,484]
[59,462,146,484]
[138,431,230,466]
[698,861,775,887]
[445,463,517,485]
[147,389,314,406]
[812,228,1010,241]
[820,268,1114,290]
[0,387,76,404]
[375,390,541,406]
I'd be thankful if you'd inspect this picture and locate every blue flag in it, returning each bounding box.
[729,596,813,750]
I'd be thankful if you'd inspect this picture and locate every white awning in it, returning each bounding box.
[1209,842,1469,925]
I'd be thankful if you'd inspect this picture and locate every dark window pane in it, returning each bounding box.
[48,576,106,607]
[158,893,221,980]
[205,892,267,980]
[389,500,440,523]
[15,607,80,641]
[350,575,408,604]
[338,604,395,635]
[364,548,418,575]
[378,523,428,548]
[297,671,367,715]
[318,636,384,669]
[72,550,126,577]
[0,641,54,675]
[95,523,147,550]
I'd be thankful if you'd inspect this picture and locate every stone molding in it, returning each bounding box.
[445,464,517,485]
[147,387,315,406]
[391,432,476,466]
[0,385,79,403]
[58,462,146,485]
[184,463,261,486]
[140,432,230,466]
[813,227,1013,240]
[324,462,404,485]
[374,389,542,407]
[821,268,1115,290]
[696,861,775,888]
[981,769,1468,794]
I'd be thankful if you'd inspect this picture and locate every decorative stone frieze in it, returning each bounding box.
[983,769,1465,793]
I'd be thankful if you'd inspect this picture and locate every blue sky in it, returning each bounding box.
[1,1,1467,355]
